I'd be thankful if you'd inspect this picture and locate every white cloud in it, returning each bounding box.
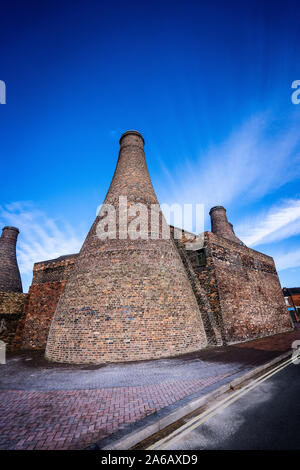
[0,202,84,277]
[274,249,300,272]
[154,113,300,277]
[226,199,300,273]
[156,113,300,222]
[236,199,300,247]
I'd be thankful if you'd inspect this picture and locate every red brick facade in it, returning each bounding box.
[0,292,28,350]
[186,231,293,344]
[19,255,77,350]
[20,282,67,350]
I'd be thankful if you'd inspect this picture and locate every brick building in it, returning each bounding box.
[0,130,294,362]
[282,287,300,322]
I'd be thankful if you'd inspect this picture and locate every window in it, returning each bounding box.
[187,248,206,267]
[196,249,206,266]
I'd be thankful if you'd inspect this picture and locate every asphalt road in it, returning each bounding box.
[158,360,300,450]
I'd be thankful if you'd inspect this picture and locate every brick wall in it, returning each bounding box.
[0,292,28,350]
[20,281,67,350]
[19,255,78,350]
[32,254,77,284]
[187,231,293,344]
[172,235,223,346]
[185,235,226,345]
[289,294,300,307]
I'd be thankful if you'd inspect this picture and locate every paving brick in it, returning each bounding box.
[1,328,299,450]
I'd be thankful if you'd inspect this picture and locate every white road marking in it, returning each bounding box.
[147,354,299,450]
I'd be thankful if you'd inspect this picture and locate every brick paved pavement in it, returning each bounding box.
[0,327,299,450]
[0,375,232,450]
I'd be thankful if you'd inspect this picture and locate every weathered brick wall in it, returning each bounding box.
[0,292,28,350]
[32,254,77,284]
[21,281,67,350]
[188,231,293,344]
[185,236,226,344]
[172,235,223,346]
[19,255,78,350]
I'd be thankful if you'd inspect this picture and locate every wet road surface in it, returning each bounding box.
[152,359,300,450]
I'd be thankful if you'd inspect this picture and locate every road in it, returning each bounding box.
[149,358,300,450]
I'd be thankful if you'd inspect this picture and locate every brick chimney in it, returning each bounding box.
[45,130,207,364]
[104,130,157,206]
[0,226,23,293]
[209,206,243,244]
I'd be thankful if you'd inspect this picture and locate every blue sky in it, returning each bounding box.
[0,0,299,292]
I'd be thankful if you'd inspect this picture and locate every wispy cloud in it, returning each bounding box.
[234,198,300,273]
[155,112,300,278]
[0,202,84,276]
[157,113,300,218]
[236,199,300,247]
[273,248,300,272]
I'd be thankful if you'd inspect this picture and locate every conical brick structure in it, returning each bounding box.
[45,131,207,363]
[0,226,23,293]
[209,206,243,244]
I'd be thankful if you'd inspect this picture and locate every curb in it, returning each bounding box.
[93,349,292,450]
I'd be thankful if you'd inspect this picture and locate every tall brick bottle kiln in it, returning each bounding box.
[0,226,23,293]
[45,131,207,363]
